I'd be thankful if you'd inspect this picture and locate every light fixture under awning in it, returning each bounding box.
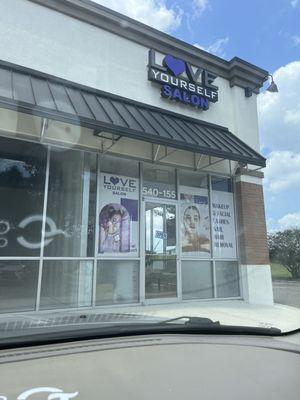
[0,60,266,167]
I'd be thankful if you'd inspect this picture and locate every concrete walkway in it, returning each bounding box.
[1,300,300,333]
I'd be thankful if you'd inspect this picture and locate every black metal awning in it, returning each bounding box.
[0,60,266,167]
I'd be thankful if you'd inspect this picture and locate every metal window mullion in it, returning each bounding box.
[79,153,91,257]
[97,257,140,261]
[0,257,40,260]
[42,257,94,260]
[163,204,166,254]
[35,145,51,311]
[208,175,217,298]
[176,168,182,301]
[92,153,101,307]
[231,176,239,262]
[139,162,145,304]
[232,175,242,298]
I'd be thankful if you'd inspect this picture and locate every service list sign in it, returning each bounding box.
[148,49,219,111]
[212,190,237,259]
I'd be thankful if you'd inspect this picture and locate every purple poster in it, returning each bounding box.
[99,174,139,256]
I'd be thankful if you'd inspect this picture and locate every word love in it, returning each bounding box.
[104,175,137,189]
[148,49,219,111]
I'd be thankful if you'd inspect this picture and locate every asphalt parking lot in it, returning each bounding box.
[272,280,300,308]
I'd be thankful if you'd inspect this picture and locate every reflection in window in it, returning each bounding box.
[215,261,240,298]
[145,202,177,299]
[145,203,176,255]
[143,163,176,199]
[145,256,177,299]
[211,176,232,192]
[182,261,213,299]
[96,260,139,305]
[0,137,46,256]
[211,176,237,259]
[0,260,39,312]
[40,260,93,309]
[179,170,207,189]
[100,155,139,177]
[44,149,97,257]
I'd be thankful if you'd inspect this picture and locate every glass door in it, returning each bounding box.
[145,201,178,300]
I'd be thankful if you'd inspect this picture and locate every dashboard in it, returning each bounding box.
[0,333,299,400]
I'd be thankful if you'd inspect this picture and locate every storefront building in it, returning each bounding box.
[0,0,272,314]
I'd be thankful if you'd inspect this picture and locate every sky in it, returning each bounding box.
[91,0,300,232]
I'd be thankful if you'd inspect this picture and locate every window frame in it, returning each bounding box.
[0,139,242,314]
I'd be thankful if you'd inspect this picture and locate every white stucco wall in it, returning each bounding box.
[0,0,260,151]
[240,265,274,305]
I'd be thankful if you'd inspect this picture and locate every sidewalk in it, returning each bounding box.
[1,300,299,333]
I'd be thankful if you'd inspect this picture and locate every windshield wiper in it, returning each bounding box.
[0,316,282,350]
[153,316,280,334]
[157,316,220,327]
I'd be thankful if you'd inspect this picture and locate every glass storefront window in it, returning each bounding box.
[100,155,139,178]
[182,260,213,300]
[179,171,211,258]
[211,176,237,259]
[211,176,232,192]
[143,163,176,200]
[44,149,97,257]
[0,136,242,313]
[98,156,140,305]
[0,137,46,256]
[215,261,240,298]
[179,170,207,189]
[40,260,93,309]
[145,256,177,299]
[99,155,140,257]
[96,260,139,305]
[0,260,39,313]
[145,202,177,299]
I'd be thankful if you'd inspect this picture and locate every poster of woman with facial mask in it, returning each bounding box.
[180,186,210,256]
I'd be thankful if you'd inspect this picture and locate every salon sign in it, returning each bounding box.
[148,49,219,111]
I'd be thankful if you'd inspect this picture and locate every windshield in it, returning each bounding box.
[0,0,299,344]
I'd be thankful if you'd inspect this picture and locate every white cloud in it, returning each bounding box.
[266,217,279,233]
[291,0,299,7]
[258,61,300,153]
[259,62,300,233]
[278,212,300,229]
[193,0,209,15]
[264,151,300,193]
[194,36,229,58]
[292,35,300,46]
[91,0,183,32]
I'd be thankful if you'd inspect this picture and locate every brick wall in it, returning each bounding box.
[235,180,270,265]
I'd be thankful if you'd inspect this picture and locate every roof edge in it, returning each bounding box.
[0,59,237,132]
[0,59,266,168]
[28,0,269,91]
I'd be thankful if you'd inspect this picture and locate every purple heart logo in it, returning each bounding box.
[110,176,119,185]
[163,54,186,77]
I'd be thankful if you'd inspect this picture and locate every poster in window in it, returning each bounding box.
[212,189,237,259]
[180,186,210,257]
[98,173,139,256]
